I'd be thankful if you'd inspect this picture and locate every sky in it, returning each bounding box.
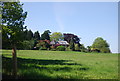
[21,2,118,53]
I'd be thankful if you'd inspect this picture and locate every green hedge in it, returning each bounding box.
[56,46,66,51]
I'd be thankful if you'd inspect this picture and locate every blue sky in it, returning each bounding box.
[22,2,118,53]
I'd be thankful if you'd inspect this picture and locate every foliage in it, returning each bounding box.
[91,37,110,53]
[2,25,11,49]
[41,30,51,40]
[20,40,34,50]
[39,46,47,50]
[63,33,80,44]
[50,48,56,51]
[2,2,27,45]
[23,29,34,40]
[34,31,40,40]
[69,38,75,51]
[86,46,91,52]
[66,46,71,51]
[50,46,56,51]
[50,32,63,41]
[100,47,111,53]
[75,44,80,51]
[80,44,86,52]
[36,41,50,50]
[56,46,66,51]
[26,30,33,40]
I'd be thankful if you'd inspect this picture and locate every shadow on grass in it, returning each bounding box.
[2,56,89,79]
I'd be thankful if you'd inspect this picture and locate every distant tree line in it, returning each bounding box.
[3,26,111,53]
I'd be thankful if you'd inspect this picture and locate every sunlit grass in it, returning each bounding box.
[2,50,118,79]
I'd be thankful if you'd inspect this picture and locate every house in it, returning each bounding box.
[57,41,69,46]
[50,40,56,45]
[50,40,69,48]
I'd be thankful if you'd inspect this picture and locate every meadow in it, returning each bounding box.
[2,50,118,79]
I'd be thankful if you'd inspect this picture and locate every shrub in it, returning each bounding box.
[75,44,80,51]
[66,46,71,51]
[39,46,47,50]
[20,40,34,50]
[100,47,111,53]
[50,46,56,51]
[50,48,56,51]
[56,46,66,51]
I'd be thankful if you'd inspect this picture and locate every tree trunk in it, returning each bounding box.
[12,44,17,79]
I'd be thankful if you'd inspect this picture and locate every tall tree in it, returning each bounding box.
[26,29,33,40]
[2,2,27,78]
[91,37,110,53]
[23,29,28,40]
[41,30,51,40]
[33,31,40,40]
[50,32,63,41]
[69,37,75,51]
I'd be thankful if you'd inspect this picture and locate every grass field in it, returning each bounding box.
[2,50,118,79]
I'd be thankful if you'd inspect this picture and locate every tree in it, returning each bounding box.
[27,30,33,40]
[23,29,34,40]
[36,41,50,50]
[33,31,40,40]
[2,2,27,78]
[21,40,34,50]
[86,46,91,52]
[91,37,110,53]
[69,37,75,51]
[75,44,80,51]
[63,33,80,44]
[2,25,11,49]
[23,29,28,40]
[50,32,63,41]
[41,30,51,40]
[80,44,86,52]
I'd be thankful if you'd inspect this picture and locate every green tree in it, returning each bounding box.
[56,46,66,51]
[33,31,40,40]
[75,44,80,51]
[36,41,50,50]
[86,46,91,52]
[91,37,110,53]
[50,32,63,41]
[41,30,51,40]
[18,40,34,50]
[69,37,75,51]
[2,25,11,49]
[80,44,86,52]
[2,2,27,78]
[23,29,34,40]
[27,30,33,40]
[23,29,28,40]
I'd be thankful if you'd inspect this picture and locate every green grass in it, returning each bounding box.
[2,50,118,79]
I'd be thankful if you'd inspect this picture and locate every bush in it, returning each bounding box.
[50,48,56,51]
[100,47,111,53]
[66,46,71,51]
[20,40,34,50]
[75,44,80,51]
[56,46,66,51]
[39,46,47,50]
